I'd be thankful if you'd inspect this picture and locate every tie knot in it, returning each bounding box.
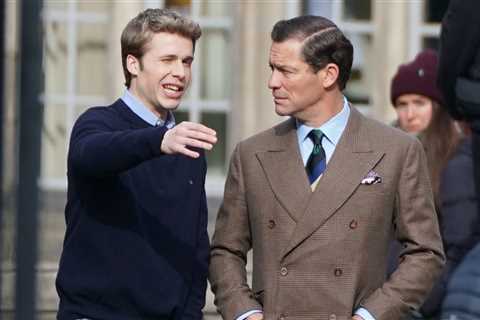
[308,129,324,145]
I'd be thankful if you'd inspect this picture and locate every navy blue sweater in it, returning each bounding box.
[56,100,209,320]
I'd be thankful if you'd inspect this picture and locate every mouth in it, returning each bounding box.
[273,97,288,105]
[162,83,185,98]
[272,90,288,103]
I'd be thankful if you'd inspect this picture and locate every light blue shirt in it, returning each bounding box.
[236,97,376,320]
[121,89,175,128]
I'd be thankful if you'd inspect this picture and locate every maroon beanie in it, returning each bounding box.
[390,49,444,106]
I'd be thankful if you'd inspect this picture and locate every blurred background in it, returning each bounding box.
[0,0,450,319]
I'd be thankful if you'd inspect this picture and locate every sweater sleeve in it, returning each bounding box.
[68,108,168,178]
[182,157,209,319]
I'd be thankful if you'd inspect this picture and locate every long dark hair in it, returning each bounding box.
[419,101,464,208]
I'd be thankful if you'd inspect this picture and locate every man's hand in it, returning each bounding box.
[352,315,365,320]
[161,121,217,158]
[247,313,264,320]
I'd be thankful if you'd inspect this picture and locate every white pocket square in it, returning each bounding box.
[361,170,382,185]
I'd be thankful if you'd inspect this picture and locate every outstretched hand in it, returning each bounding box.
[161,121,217,158]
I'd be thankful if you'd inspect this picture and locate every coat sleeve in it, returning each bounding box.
[362,138,446,319]
[69,108,168,178]
[209,143,262,320]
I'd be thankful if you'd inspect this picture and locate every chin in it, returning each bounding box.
[160,100,181,110]
[275,105,292,117]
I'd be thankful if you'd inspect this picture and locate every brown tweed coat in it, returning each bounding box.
[209,107,445,320]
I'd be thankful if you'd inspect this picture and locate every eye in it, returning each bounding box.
[160,57,175,63]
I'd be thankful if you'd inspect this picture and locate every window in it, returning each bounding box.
[409,0,450,57]
[42,1,109,190]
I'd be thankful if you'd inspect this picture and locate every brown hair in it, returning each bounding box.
[121,8,202,88]
[419,102,464,208]
[271,15,353,90]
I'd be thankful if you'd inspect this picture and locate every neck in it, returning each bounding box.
[128,85,167,120]
[301,91,344,127]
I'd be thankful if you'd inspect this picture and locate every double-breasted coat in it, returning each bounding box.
[209,107,445,320]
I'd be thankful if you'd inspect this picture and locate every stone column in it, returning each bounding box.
[106,2,143,101]
[229,2,288,153]
[1,0,19,315]
[371,1,409,124]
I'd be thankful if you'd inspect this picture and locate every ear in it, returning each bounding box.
[321,63,340,88]
[126,54,141,76]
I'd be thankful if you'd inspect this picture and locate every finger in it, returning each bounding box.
[180,137,213,150]
[177,146,200,158]
[187,130,218,144]
[182,122,217,136]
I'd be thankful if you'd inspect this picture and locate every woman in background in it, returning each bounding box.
[389,49,479,319]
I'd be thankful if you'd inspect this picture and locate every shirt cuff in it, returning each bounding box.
[355,307,376,320]
[236,310,263,320]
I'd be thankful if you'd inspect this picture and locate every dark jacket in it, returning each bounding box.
[56,100,209,320]
[438,0,480,120]
[442,242,480,320]
[388,138,478,317]
[420,138,479,317]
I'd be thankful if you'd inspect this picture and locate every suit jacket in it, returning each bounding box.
[209,106,445,320]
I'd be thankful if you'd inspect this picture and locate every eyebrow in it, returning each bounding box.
[269,62,296,72]
[159,54,194,60]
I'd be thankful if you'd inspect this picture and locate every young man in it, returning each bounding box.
[56,9,217,320]
[209,15,444,320]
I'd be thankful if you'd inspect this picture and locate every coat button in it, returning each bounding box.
[334,267,343,277]
[329,314,336,320]
[280,267,288,276]
[268,219,276,229]
[349,219,358,229]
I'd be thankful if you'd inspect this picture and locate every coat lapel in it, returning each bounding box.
[256,118,311,221]
[282,107,385,258]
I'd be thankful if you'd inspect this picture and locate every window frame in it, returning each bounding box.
[41,1,109,190]
[408,1,442,59]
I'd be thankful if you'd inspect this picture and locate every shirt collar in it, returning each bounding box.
[121,89,175,128]
[296,96,350,146]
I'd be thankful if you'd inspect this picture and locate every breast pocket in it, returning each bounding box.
[355,181,388,195]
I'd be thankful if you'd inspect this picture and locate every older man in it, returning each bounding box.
[209,15,444,320]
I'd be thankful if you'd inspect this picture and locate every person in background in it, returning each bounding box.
[389,49,479,319]
[55,8,217,320]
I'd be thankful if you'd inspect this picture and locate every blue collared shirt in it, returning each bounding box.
[121,90,175,128]
[296,96,350,166]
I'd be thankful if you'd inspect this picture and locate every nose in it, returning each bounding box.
[268,69,281,90]
[171,60,186,80]
[406,105,416,120]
